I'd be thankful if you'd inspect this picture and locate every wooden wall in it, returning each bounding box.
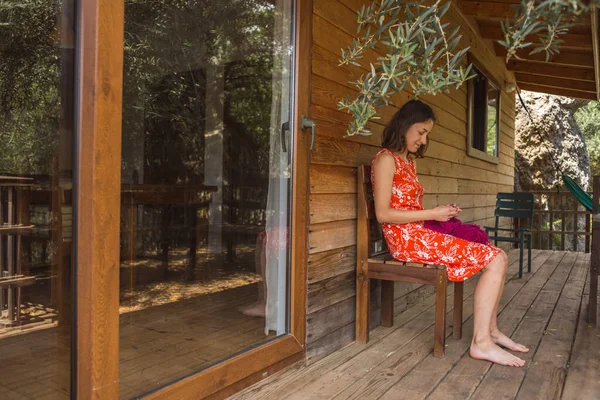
[305,0,517,364]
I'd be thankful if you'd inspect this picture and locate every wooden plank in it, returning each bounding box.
[309,220,355,254]
[515,72,597,93]
[506,59,595,81]
[306,295,381,365]
[494,43,595,67]
[308,271,356,314]
[482,26,592,50]
[297,251,525,400]
[426,251,571,400]
[308,246,356,284]
[76,0,124,397]
[591,5,600,100]
[468,252,579,400]
[464,2,589,26]
[310,193,356,224]
[517,82,598,100]
[461,1,522,19]
[0,275,35,288]
[381,250,551,399]
[313,1,469,120]
[306,281,381,344]
[232,251,527,399]
[561,294,600,400]
[310,164,357,194]
[515,253,589,399]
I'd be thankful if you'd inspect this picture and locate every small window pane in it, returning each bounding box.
[471,70,487,152]
[486,83,500,157]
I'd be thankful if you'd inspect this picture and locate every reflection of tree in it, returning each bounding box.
[0,1,62,175]
[122,0,277,187]
[0,0,278,185]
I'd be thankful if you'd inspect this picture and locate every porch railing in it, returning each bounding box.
[515,190,592,253]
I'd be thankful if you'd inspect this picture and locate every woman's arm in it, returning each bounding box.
[372,153,458,224]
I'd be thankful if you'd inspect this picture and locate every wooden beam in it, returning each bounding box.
[515,72,597,92]
[77,0,124,398]
[507,60,595,81]
[517,82,598,100]
[462,2,589,27]
[461,1,518,19]
[494,43,595,67]
[482,26,593,50]
[591,5,600,100]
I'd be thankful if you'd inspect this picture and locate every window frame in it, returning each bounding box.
[466,54,501,165]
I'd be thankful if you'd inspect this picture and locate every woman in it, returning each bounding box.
[371,99,528,367]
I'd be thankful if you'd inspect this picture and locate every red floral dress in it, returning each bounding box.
[372,148,501,282]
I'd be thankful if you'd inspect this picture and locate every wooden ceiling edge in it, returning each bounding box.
[448,2,517,85]
[514,72,597,92]
[591,5,600,101]
[506,65,596,83]
[517,82,598,100]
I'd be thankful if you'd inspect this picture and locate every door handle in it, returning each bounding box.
[301,116,316,151]
[281,121,290,152]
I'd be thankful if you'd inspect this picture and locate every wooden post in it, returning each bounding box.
[356,169,370,344]
[453,281,463,339]
[77,0,124,397]
[586,209,591,253]
[433,268,447,358]
[7,187,14,322]
[548,193,556,250]
[589,176,600,325]
[573,198,578,251]
[561,192,566,251]
[381,280,394,327]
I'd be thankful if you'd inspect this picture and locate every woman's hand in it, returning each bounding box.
[432,204,460,222]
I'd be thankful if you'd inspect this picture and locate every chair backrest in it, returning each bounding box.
[357,165,386,258]
[494,192,534,230]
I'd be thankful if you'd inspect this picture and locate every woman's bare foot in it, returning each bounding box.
[239,302,266,318]
[491,329,529,352]
[470,339,526,367]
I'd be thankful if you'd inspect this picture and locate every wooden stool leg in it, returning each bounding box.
[434,268,447,358]
[453,281,463,339]
[381,280,394,327]
[356,263,370,344]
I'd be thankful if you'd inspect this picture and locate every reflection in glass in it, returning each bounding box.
[486,86,499,157]
[119,1,294,397]
[470,67,499,157]
[0,1,76,398]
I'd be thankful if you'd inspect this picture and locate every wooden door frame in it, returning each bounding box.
[76,0,124,398]
[75,0,312,398]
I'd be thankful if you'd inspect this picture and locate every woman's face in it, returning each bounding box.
[405,119,434,153]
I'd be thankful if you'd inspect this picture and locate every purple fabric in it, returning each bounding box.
[424,218,490,245]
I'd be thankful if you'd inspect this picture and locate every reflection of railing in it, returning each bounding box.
[517,190,592,252]
[120,183,218,284]
[0,176,36,326]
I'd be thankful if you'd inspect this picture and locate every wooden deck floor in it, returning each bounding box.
[233,250,600,400]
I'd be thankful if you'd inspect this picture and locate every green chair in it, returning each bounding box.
[485,193,534,278]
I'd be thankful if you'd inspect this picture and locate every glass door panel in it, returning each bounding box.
[0,1,77,398]
[119,1,294,397]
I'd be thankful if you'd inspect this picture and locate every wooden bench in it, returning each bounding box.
[356,165,463,358]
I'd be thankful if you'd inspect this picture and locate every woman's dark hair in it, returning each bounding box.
[382,99,436,158]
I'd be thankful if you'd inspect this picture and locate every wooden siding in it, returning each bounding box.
[306,0,516,364]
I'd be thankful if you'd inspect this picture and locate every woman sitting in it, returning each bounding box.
[371,99,528,367]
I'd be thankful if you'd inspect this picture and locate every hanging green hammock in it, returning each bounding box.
[517,90,598,214]
[562,174,598,213]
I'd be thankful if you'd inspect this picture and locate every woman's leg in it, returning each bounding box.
[489,259,529,352]
[240,232,267,317]
[470,251,526,366]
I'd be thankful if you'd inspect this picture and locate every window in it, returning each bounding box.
[467,62,501,164]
